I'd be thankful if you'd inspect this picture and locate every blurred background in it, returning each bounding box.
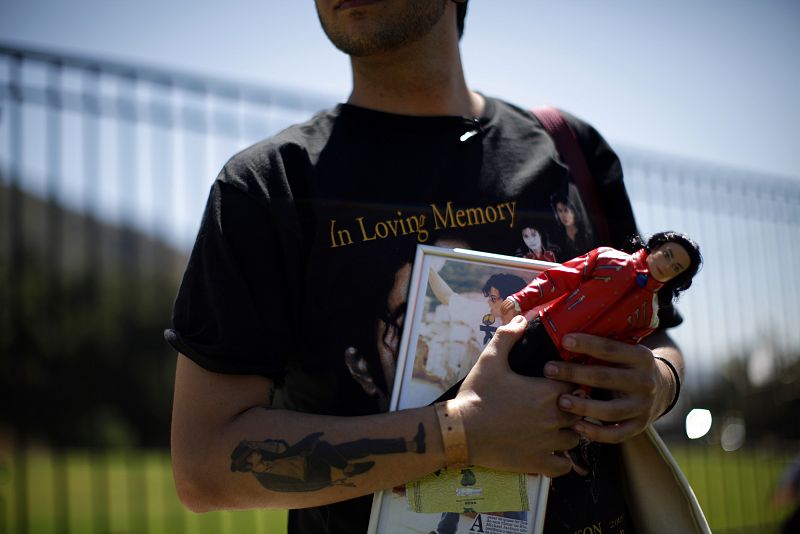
[1,1,799,533]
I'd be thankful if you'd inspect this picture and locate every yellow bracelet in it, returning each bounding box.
[434,400,469,469]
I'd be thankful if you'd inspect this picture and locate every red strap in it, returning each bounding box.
[532,106,611,244]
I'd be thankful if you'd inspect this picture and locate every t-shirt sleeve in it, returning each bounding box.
[561,111,682,329]
[164,177,293,382]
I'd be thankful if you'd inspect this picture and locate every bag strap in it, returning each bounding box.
[531,106,611,244]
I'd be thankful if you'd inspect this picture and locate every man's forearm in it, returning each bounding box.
[173,402,444,512]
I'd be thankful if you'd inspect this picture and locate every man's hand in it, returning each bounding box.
[456,316,582,477]
[543,333,678,444]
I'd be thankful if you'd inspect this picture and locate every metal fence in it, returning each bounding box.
[1,41,798,533]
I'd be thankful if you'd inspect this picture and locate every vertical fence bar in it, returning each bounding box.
[114,71,139,534]
[46,62,64,327]
[116,72,141,316]
[149,79,173,242]
[784,189,800,350]
[81,66,112,534]
[711,178,736,527]
[0,53,8,534]
[746,183,771,531]
[724,180,747,530]
[7,51,29,534]
[773,186,796,356]
[81,67,101,287]
[690,170,717,524]
[0,491,5,534]
[46,58,72,534]
[677,166,710,527]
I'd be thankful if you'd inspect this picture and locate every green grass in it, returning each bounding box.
[671,444,795,533]
[0,445,796,533]
[0,447,287,534]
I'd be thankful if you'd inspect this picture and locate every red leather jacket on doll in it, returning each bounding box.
[510,247,664,362]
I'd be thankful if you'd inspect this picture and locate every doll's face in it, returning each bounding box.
[521,227,542,250]
[646,242,691,283]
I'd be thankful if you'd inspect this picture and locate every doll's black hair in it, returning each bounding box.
[623,231,702,302]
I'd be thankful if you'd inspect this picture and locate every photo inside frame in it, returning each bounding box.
[397,253,540,409]
[369,245,554,534]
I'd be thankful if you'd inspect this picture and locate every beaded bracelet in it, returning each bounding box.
[434,400,469,469]
[655,356,681,417]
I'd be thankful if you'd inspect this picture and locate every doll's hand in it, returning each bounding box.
[499,297,517,325]
[542,333,676,444]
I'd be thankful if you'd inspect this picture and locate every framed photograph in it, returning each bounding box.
[368,245,557,534]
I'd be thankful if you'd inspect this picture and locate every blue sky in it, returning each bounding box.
[2,0,799,179]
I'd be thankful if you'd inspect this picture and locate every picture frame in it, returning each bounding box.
[367,244,557,534]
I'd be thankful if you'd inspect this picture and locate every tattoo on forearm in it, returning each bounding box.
[230,423,426,492]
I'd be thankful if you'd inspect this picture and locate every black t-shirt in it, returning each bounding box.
[166,97,678,533]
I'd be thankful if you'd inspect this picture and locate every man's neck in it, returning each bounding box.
[346,20,483,118]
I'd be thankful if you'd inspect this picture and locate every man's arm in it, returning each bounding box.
[541,328,683,444]
[171,317,581,512]
[171,354,443,511]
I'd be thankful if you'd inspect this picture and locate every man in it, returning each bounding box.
[167,1,685,532]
